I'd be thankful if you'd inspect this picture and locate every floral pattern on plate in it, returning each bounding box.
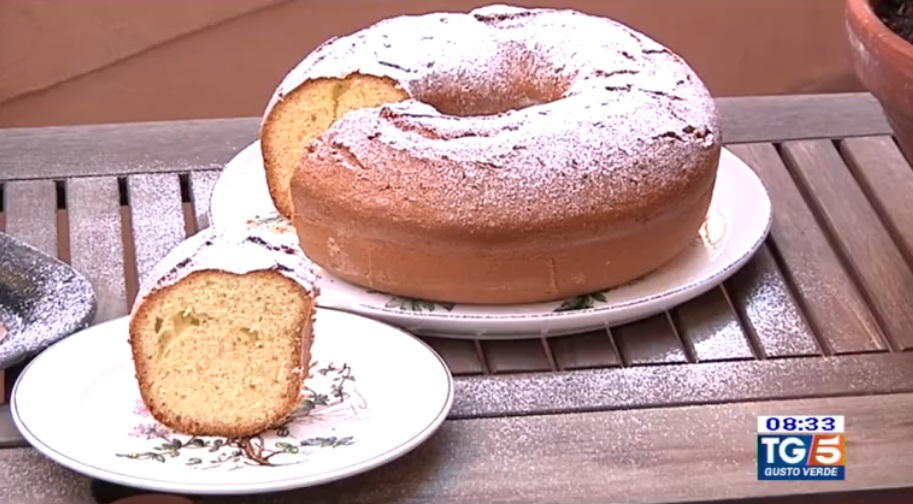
[118,362,364,470]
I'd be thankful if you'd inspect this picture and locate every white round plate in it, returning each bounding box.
[11,308,454,495]
[209,142,771,339]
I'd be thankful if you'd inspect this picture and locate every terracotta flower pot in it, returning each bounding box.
[846,0,913,162]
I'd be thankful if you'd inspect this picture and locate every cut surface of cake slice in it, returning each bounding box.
[261,73,408,219]
[128,218,318,437]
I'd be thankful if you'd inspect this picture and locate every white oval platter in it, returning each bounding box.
[209,142,771,339]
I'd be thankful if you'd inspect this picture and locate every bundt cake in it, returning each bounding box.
[128,219,318,437]
[261,4,722,305]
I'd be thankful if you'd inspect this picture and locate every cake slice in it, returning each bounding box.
[128,217,318,437]
[261,73,408,219]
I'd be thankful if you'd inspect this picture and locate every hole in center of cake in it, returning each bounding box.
[414,43,570,117]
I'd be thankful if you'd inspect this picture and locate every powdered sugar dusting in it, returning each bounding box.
[274,4,721,235]
[727,249,820,358]
[131,219,318,312]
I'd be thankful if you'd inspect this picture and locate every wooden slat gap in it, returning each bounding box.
[54,180,72,264]
[777,142,900,353]
[663,310,697,364]
[605,326,628,367]
[116,177,129,206]
[665,311,697,360]
[118,178,141,309]
[764,353,823,361]
[719,283,767,359]
[181,202,197,238]
[187,171,223,233]
[472,339,492,375]
[178,173,193,203]
[604,327,624,366]
[54,179,66,210]
[178,173,198,237]
[538,337,558,372]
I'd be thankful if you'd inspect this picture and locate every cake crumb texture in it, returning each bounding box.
[128,221,318,437]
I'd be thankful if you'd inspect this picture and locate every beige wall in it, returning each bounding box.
[0,0,861,128]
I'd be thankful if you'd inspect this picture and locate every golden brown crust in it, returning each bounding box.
[260,75,409,220]
[128,270,314,438]
[260,119,296,219]
[292,163,717,304]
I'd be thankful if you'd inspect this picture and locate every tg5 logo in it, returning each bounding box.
[757,434,846,480]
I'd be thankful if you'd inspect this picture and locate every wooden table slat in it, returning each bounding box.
[781,140,913,351]
[671,287,755,362]
[838,136,913,268]
[714,93,892,144]
[5,350,913,449]
[480,339,552,374]
[420,337,485,376]
[0,118,258,182]
[451,351,913,419]
[548,329,622,370]
[724,243,821,358]
[6,393,913,504]
[3,180,58,258]
[188,171,221,232]
[729,143,886,355]
[0,94,895,184]
[126,174,187,301]
[611,313,689,365]
[65,177,128,324]
[0,447,95,503]
[222,393,913,504]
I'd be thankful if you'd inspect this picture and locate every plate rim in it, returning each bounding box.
[10,308,455,495]
[209,143,772,327]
